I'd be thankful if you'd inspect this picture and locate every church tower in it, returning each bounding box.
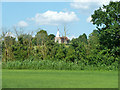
[55,29,61,43]
[56,30,60,37]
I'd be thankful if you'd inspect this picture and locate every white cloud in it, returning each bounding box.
[87,16,92,23]
[70,0,119,13]
[71,0,119,22]
[30,10,79,25]
[71,0,97,10]
[17,21,28,27]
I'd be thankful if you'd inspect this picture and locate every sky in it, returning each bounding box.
[2,0,120,39]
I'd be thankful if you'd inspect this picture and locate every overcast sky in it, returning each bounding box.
[2,0,119,39]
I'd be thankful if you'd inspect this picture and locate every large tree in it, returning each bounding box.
[91,1,120,56]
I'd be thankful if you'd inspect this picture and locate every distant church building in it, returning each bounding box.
[55,30,70,44]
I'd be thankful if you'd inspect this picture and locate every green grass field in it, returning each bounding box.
[2,70,118,88]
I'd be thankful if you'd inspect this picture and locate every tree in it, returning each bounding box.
[2,36,15,61]
[1,30,16,62]
[55,44,66,60]
[88,30,100,50]
[45,40,56,59]
[71,33,88,48]
[78,33,88,44]
[36,29,48,46]
[91,1,120,58]
[34,30,48,60]
[91,1,120,64]
[91,1,120,49]
[48,34,55,40]
[71,33,88,62]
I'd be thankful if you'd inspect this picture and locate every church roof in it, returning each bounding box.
[60,36,69,40]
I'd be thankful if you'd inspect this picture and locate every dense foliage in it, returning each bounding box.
[2,60,118,71]
[1,1,120,70]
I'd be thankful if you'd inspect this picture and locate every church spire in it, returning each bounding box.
[56,28,60,37]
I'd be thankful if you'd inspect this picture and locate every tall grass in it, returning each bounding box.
[2,60,118,71]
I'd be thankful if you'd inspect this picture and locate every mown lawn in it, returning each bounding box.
[2,70,118,88]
